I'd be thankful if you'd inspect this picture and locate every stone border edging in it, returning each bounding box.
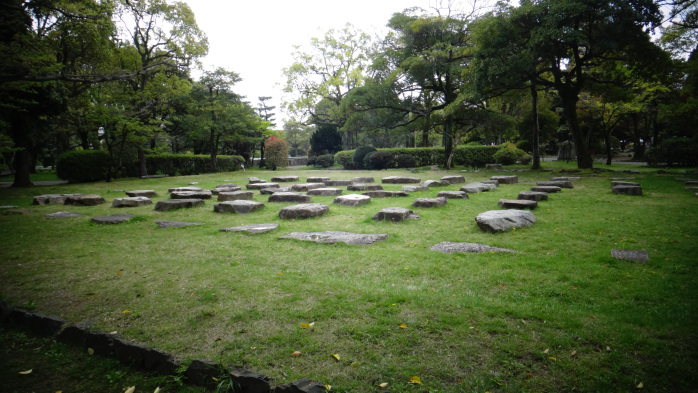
[0,302,325,393]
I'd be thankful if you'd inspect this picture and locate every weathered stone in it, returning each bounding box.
[372,207,420,222]
[611,181,640,187]
[7,309,64,336]
[430,241,515,254]
[64,194,106,206]
[188,182,199,185]
[475,209,536,233]
[155,220,205,229]
[482,180,499,186]
[612,185,642,196]
[44,211,83,219]
[85,330,114,356]
[490,175,518,184]
[281,231,389,245]
[551,176,580,181]
[498,199,538,209]
[0,205,17,209]
[333,194,371,206]
[537,180,573,188]
[461,182,494,193]
[112,197,152,207]
[412,197,448,208]
[268,192,312,203]
[382,176,421,184]
[271,176,299,182]
[685,180,698,185]
[279,203,329,219]
[91,214,135,225]
[274,379,327,393]
[185,359,220,389]
[307,187,343,196]
[113,337,148,367]
[402,185,429,192]
[154,199,205,211]
[362,190,409,198]
[145,347,180,375]
[351,177,374,183]
[290,183,325,192]
[686,186,698,191]
[217,191,254,201]
[230,365,272,393]
[248,177,266,184]
[440,175,466,184]
[211,186,242,194]
[170,190,212,199]
[438,191,469,199]
[33,194,74,205]
[168,186,203,193]
[57,324,87,347]
[517,191,548,201]
[216,183,238,188]
[125,190,158,197]
[530,185,562,193]
[261,186,291,195]
[611,249,649,263]
[347,184,383,191]
[220,224,279,233]
[486,163,502,171]
[4,208,32,215]
[324,180,352,186]
[214,200,265,214]
[420,179,450,187]
[306,177,331,183]
[247,182,279,190]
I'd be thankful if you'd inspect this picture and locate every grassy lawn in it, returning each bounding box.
[1,163,697,392]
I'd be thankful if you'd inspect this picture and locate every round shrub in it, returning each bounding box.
[56,149,110,182]
[363,151,377,169]
[370,150,394,170]
[519,152,532,165]
[353,146,377,169]
[396,154,417,168]
[314,154,335,168]
[516,140,531,152]
[334,150,355,169]
[493,144,527,165]
[264,137,289,170]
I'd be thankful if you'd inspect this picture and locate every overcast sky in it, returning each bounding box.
[183,0,439,128]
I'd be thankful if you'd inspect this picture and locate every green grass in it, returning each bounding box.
[1,163,697,392]
[0,170,61,182]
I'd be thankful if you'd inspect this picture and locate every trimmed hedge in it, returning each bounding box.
[646,138,698,167]
[144,154,244,176]
[334,150,355,169]
[314,154,335,168]
[333,146,499,169]
[56,150,110,182]
[353,146,377,169]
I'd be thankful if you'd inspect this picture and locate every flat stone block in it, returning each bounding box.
[362,190,409,198]
[268,192,312,203]
[517,191,548,201]
[325,180,352,186]
[440,175,466,184]
[279,203,329,219]
[271,176,299,182]
[168,186,203,193]
[348,184,383,191]
[438,191,469,199]
[537,180,573,188]
[381,176,421,184]
[530,186,562,193]
[402,185,429,192]
[34,194,74,205]
[486,164,502,170]
[45,211,83,219]
[261,186,291,194]
[214,200,265,214]
[91,214,136,225]
[291,183,325,192]
[65,194,106,206]
[412,197,448,208]
[430,242,515,254]
[551,176,580,181]
[476,209,535,233]
[306,177,331,183]
[372,207,420,222]
[230,365,272,393]
[498,199,537,209]
[113,337,148,367]
[216,183,238,188]
[154,199,205,211]
[247,177,266,184]
[125,190,158,197]
[247,182,279,190]
[170,190,212,199]
[280,231,389,245]
[420,180,450,187]
[612,185,642,196]
[307,187,343,196]
[334,194,371,206]
[490,175,518,184]
[611,181,640,187]
[220,224,279,233]
[351,177,374,183]
[461,182,493,193]
[218,191,254,201]
[112,197,152,207]
[156,220,205,229]
[611,249,649,263]
[211,187,242,194]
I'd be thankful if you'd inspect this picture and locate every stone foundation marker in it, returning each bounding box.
[440,175,465,184]
[65,194,106,206]
[247,182,279,190]
[334,194,371,207]
[291,183,325,192]
[271,176,299,182]
[438,191,469,199]
[402,185,429,192]
[154,199,205,211]
[156,220,205,229]
[412,197,447,208]
[537,180,573,188]
[348,184,383,191]
[372,207,421,222]
[268,192,312,203]
[475,209,535,232]
[125,190,158,198]
[281,231,389,245]
[217,191,254,201]
[220,224,279,234]
[279,203,329,219]
[92,214,135,225]
[362,190,409,198]
[612,185,642,196]
[430,242,515,254]
[498,199,537,209]
[307,188,343,196]
[168,186,203,193]
[170,190,212,199]
[44,211,83,219]
[517,191,548,201]
[214,200,265,214]
[112,197,152,208]
[530,185,561,193]
[490,175,518,184]
[611,249,649,263]
[381,176,421,184]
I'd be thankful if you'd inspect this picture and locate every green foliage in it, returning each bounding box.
[334,150,356,169]
[314,154,335,168]
[56,150,110,182]
[362,151,376,169]
[140,154,244,176]
[368,150,394,169]
[352,146,377,169]
[493,144,528,165]
[264,137,289,170]
[645,138,698,167]
[396,154,418,168]
[516,140,531,152]
[309,124,343,155]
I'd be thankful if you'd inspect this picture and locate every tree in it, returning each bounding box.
[256,96,276,167]
[309,124,342,156]
[283,120,312,156]
[264,136,288,170]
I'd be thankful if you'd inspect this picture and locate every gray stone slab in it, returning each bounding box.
[271,176,299,182]
[348,184,383,191]
[65,194,106,206]
[154,199,205,211]
[611,181,640,187]
[112,197,152,207]
[430,241,515,254]
[307,187,343,196]
[290,183,325,192]
[220,224,279,233]
[475,210,536,233]
[551,176,580,181]
[362,190,409,198]
[91,214,136,225]
[486,164,502,171]
[280,231,389,245]
[437,191,469,199]
[490,175,518,184]
[351,177,374,183]
[612,185,642,196]
[168,186,203,193]
[381,176,421,184]
[372,207,421,222]
[402,185,429,192]
[44,211,83,219]
[125,190,158,197]
[279,203,329,219]
[229,365,272,393]
[440,175,466,184]
[412,197,448,208]
[268,192,312,203]
[420,180,450,187]
[217,191,255,201]
[261,186,291,195]
[211,186,242,194]
[247,182,279,190]
[517,191,548,201]
[333,194,371,206]
[611,249,649,263]
[216,183,238,188]
[537,180,573,188]
[33,194,82,205]
[155,220,205,229]
[686,187,698,191]
[306,177,331,183]
[482,180,499,186]
[247,177,266,184]
[498,199,538,209]
[324,180,352,186]
[530,185,562,193]
[170,190,212,199]
[461,182,494,193]
[214,200,265,214]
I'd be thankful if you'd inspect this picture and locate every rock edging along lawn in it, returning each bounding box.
[0,302,327,393]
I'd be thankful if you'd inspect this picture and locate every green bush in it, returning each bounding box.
[314,154,335,168]
[520,152,532,165]
[396,154,418,168]
[353,146,377,169]
[334,150,355,169]
[56,149,110,182]
[144,154,244,176]
[332,145,499,169]
[516,140,531,152]
[646,138,698,167]
[363,151,377,169]
[264,137,289,170]
[370,150,394,169]
[493,144,527,165]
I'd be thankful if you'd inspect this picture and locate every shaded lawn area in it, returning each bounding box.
[1,164,697,392]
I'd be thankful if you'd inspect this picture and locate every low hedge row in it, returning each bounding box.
[333,145,500,169]
[56,150,110,182]
[143,154,245,176]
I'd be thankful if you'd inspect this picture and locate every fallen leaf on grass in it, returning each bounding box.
[300,322,315,329]
[350,361,360,367]
[526,373,534,377]
[543,348,549,354]
[121,310,132,314]
[409,376,422,384]
[154,388,161,393]
[571,350,577,356]
[589,315,596,319]
[548,357,557,361]
[637,382,643,388]
[124,387,135,393]
[325,384,331,391]
[292,351,302,357]
[87,348,94,355]
[399,323,407,329]
[18,369,32,375]
[378,382,388,388]
[331,353,340,361]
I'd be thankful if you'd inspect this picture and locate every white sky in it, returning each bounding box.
[183,0,438,128]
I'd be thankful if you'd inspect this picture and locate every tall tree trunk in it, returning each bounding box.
[442,121,453,169]
[605,132,613,166]
[561,91,593,169]
[209,128,217,172]
[10,115,34,187]
[530,79,541,170]
[138,146,147,177]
